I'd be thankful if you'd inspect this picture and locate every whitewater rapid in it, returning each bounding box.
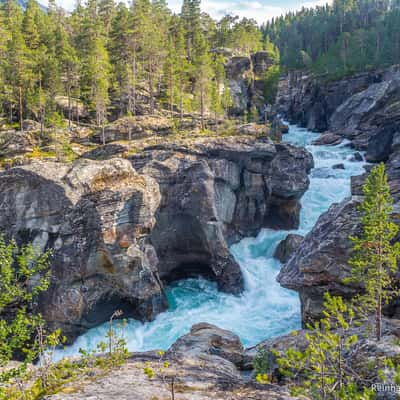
[53,125,366,361]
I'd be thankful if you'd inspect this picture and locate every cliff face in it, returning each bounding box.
[0,135,312,341]
[276,66,400,148]
[226,51,274,116]
[276,66,400,324]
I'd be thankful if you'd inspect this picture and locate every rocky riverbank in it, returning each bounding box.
[276,66,400,324]
[45,323,305,400]
[0,135,312,342]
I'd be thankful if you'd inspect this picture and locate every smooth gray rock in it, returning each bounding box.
[0,136,313,341]
[0,158,165,341]
[274,234,304,263]
[312,132,343,146]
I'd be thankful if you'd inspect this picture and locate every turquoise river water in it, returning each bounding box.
[53,124,366,360]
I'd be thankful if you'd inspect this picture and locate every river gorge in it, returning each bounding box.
[51,124,366,360]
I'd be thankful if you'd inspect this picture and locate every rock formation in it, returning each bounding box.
[0,136,312,341]
[276,65,400,325]
[226,51,275,116]
[274,234,304,264]
[277,65,400,145]
[48,323,304,400]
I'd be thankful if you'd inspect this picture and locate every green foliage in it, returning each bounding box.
[143,350,175,400]
[253,348,272,384]
[0,0,269,128]
[79,310,128,370]
[263,0,400,78]
[0,234,52,396]
[274,293,375,400]
[346,163,400,341]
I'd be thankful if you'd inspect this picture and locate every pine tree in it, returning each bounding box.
[91,36,111,143]
[274,294,373,400]
[5,27,32,131]
[347,163,400,341]
[192,31,213,130]
[55,25,79,130]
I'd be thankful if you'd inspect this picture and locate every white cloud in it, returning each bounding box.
[202,0,284,23]
[51,0,333,24]
[169,0,332,24]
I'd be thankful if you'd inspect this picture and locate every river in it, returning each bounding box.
[53,124,366,360]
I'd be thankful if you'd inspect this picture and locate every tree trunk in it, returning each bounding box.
[9,103,13,125]
[170,377,175,400]
[148,59,154,115]
[133,48,137,116]
[76,99,80,126]
[19,85,23,132]
[67,82,72,132]
[180,81,183,120]
[200,81,205,131]
[170,72,174,117]
[39,77,44,136]
[376,296,382,341]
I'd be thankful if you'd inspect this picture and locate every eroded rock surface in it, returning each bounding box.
[226,51,275,116]
[276,65,400,326]
[277,199,363,323]
[47,323,305,400]
[0,158,165,340]
[274,234,304,264]
[0,136,312,340]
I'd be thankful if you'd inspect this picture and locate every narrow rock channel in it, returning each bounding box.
[53,124,366,360]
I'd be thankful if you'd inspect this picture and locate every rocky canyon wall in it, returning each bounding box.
[0,136,312,341]
[276,66,400,325]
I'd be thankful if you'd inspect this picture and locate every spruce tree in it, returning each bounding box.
[192,31,213,130]
[274,294,373,400]
[55,25,79,130]
[6,27,32,131]
[347,163,400,341]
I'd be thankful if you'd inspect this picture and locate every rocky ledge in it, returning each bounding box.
[0,135,312,341]
[276,66,400,325]
[47,323,304,400]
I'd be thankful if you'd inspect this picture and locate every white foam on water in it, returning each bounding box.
[52,125,366,362]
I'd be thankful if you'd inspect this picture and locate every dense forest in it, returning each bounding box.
[263,0,400,77]
[1,0,400,131]
[0,0,278,131]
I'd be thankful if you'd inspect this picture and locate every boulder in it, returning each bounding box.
[274,234,304,263]
[100,115,174,143]
[168,323,244,367]
[277,199,363,324]
[48,324,302,400]
[238,123,267,136]
[350,152,364,162]
[0,130,36,158]
[332,163,345,169]
[366,126,395,162]
[251,51,274,76]
[22,119,41,132]
[312,132,343,146]
[55,96,87,120]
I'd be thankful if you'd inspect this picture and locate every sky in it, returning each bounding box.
[49,0,330,24]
